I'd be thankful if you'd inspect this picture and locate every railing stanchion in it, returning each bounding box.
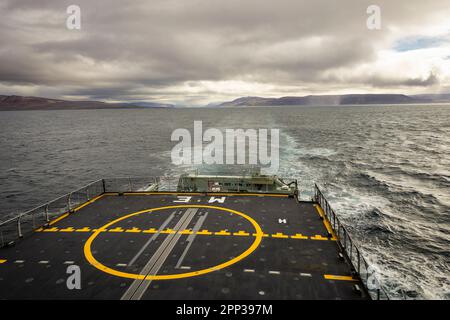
[17,215,23,238]
[357,250,361,274]
[68,193,72,212]
[338,224,341,241]
[333,214,336,230]
[45,204,49,222]
[345,230,349,251]
[349,239,353,260]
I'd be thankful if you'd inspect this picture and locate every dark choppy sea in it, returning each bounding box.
[0,104,449,299]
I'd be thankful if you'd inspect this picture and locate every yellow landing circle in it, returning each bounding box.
[84,205,263,281]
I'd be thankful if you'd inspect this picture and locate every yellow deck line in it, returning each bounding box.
[48,194,105,226]
[48,214,69,226]
[197,230,212,235]
[103,192,290,198]
[0,259,7,264]
[206,193,289,197]
[122,192,203,196]
[35,226,331,241]
[314,204,338,240]
[253,233,269,237]
[310,235,329,241]
[271,232,289,238]
[291,233,308,239]
[75,227,91,232]
[41,192,290,234]
[324,274,358,281]
[214,230,231,236]
[42,227,58,232]
[84,204,264,281]
[142,228,157,233]
[72,194,105,212]
[160,229,176,234]
[233,231,250,236]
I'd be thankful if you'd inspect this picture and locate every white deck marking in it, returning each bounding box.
[179,266,191,270]
[300,273,312,277]
[208,196,226,203]
[127,211,176,267]
[122,208,198,300]
[269,270,281,275]
[175,211,209,269]
[173,196,192,203]
[244,269,255,273]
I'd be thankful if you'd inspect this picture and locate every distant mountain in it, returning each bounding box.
[217,94,444,107]
[0,95,174,111]
[412,93,450,103]
[218,96,275,107]
[121,101,175,108]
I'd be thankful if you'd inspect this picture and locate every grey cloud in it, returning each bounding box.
[1,0,450,104]
[371,72,440,88]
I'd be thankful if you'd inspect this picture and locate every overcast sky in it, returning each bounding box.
[1,0,450,106]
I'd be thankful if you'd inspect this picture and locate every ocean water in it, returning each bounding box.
[0,104,449,299]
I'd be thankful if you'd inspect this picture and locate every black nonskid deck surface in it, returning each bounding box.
[0,193,369,300]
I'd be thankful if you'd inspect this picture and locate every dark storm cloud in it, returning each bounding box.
[1,0,450,103]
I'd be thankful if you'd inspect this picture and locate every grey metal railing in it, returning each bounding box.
[102,176,298,194]
[314,184,389,300]
[0,179,104,248]
[103,176,175,193]
[1,175,298,248]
